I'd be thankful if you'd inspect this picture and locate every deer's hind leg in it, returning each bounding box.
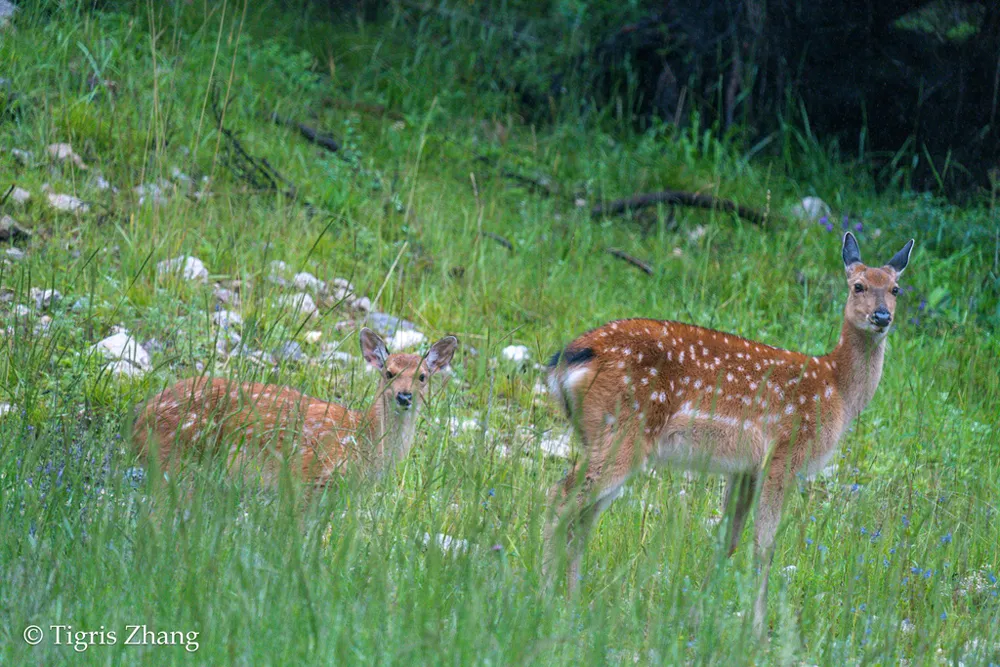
[543,422,639,593]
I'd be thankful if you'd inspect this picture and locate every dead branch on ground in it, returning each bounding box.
[592,190,766,225]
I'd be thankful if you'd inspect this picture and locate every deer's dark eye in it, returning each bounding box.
[419,373,426,382]
[385,371,394,380]
[891,286,899,296]
[854,283,865,293]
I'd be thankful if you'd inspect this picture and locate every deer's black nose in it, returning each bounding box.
[871,308,891,328]
[396,391,412,408]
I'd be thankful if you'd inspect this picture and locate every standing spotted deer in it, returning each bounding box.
[134,328,458,484]
[544,232,914,638]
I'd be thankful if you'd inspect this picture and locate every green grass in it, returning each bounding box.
[1,2,999,664]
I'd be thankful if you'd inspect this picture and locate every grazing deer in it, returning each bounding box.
[134,328,458,484]
[544,232,914,638]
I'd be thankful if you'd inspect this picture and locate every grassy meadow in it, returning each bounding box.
[1,1,998,664]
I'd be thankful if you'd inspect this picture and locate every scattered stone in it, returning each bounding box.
[791,196,832,222]
[293,271,324,292]
[10,148,32,165]
[46,192,89,213]
[5,247,24,261]
[7,186,30,205]
[352,296,371,312]
[142,338,166,355]
[13,304,30,317]
[134,181,168,206]
[215,330,242,357]
[213,283,240,307]
[687,225,707,242]
[365,311,417,336]
[389,329,426,350]
[0,214,31,242]
[317,345,353,366]
[170,166,192,185]
[538,431,572,459]
[267,260,290,286]
[47,143,89,170]
[0,402,12,418]
[92,331,152,372]
[272,341,305,362]
[34,315,52,334]
[232,344,274,366]
[422,532,470,554]
[94,174,114,192]
[157,255,208,282]
[277,292,318,317]
[71,298,89,312]
[30,288,61,310]
[104,360,145,378]
[501,345,531,363]
[304,330,322,344]
[330,278,354,301]
[212,309,242,328]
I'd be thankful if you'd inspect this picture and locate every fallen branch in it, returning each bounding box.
[212,91,298,199]
[481,231,513,251]
[592,190,766,225]
[268,112,341,154]
[0,184,13,207]
[607,248,653,275]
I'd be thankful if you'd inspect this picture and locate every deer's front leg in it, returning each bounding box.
[752,473,786,640]
[724,472,756,556]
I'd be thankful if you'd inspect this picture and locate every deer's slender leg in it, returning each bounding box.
[752,472,786,640]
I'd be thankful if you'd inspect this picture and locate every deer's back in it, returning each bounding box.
[134,377,362,482]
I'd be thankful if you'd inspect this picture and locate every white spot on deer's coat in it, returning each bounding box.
[824,386,833,399]
[799,395,806,404]
[785,404,794,415]
[679,352,685,363]
[726,373,734,382]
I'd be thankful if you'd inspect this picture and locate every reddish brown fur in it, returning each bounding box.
[544,233,913,638]
[133,330,458,485]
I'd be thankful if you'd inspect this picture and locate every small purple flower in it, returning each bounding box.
[940,612,947,620]
[941,532,952,545]
[491,544,503,552]
[924,569,933,579]
[488,488,495,497]
[824,222,835,232]
[902,515,910,527]
[805,537,814,545]
[883,558,890,567]
[819,215,828,226]
[850,482,861,493]
[918,299,927,311]
[860,526,867,535]
[911,566,921,574]
[854,222,863,232]
[989,573,997,585]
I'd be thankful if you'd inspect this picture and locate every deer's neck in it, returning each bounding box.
[827,318,887,421]
[364,388,416,473]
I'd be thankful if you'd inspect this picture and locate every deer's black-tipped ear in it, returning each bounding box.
[360,328,389,370]
[885,239,914,276]
[842,232,863,272]
[425,336,458,374]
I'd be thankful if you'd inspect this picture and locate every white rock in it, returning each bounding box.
[304,330,322,344]
[13,304,30,317]
[212,309,242,328]
[8,186,30,204]
[47,192,89,213]
[389,329,426,350]
[47,143,89,170]
[267,260,290,285]
[687,225,706,242]
[501,344,531,363]
[134,182,168,206]
[30,288,61,310]
[538,431,572,459]
[170,166,191,184]
[0,402,12,417]
[94,174,114,192]
[277,292,318,317]
[10,148,32,164]
[157,255,208,282]
[293,272,324,292]
[92,331,152,371]
[422,532,469,554]
[331,277,354,292]
[791,196,832,222]
[352,296,372,312]
[5,247,24,261]
[318,348,353,365]
[105,360,145,378]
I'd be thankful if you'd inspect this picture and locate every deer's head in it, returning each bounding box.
[841,232,915,337]
[360,328,459,413]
